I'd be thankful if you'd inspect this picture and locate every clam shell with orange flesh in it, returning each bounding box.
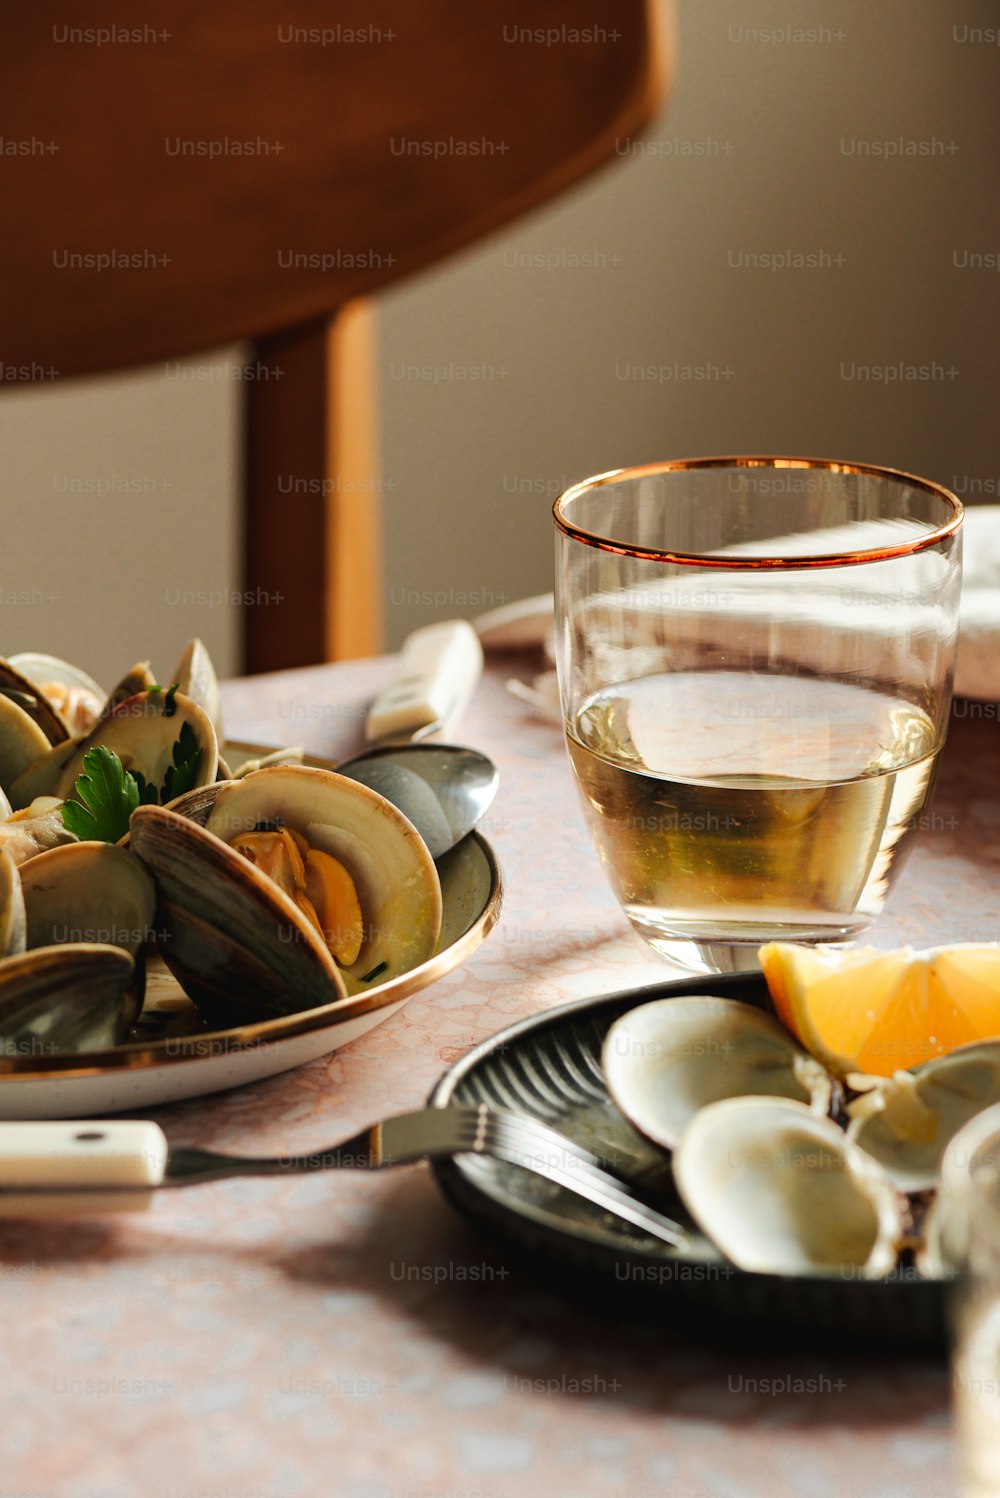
[203,766,443,986]
[130,765,444,1021]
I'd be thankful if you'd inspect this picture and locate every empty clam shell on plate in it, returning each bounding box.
[602,994,913,1279]
[602,996,835,1151]
[673,1096,905,1279]
[847,1042,1000,1194]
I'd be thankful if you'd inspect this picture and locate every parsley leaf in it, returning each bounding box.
[61,746,141,843]
[131,770,160,807]
[161,719,201,802]
[60,712,203,843]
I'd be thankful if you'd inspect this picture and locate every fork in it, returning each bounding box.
[0,1107,690,1247]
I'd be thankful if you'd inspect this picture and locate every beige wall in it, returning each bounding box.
[2,0,998,684]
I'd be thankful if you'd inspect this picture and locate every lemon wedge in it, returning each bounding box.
[759,942,1000,1078]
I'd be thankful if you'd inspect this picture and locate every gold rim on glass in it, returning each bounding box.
[553,456,964,569]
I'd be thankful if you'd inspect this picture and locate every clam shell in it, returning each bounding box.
[98,661,156,720]
[603,997,834,1152]
[17,842,156,1018]
[673,1096,904,1279]
[0,694,52,795]
[55,689,219,800]
[0,944,136,1055]
[170,639,223,742]
[202,765,443,986]
[18,842,155,962]
[920,1101,1000,1277]
[0,848,26,957]
[0,659,70,744]
[847,1042,1000,1194]
[129,802,349,1021]
[231,746,305,778]
[8,739,79,809]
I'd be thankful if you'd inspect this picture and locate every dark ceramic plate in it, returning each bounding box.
[429,971,945,1352]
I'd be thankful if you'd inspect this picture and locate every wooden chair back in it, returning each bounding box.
[1,0,668,670]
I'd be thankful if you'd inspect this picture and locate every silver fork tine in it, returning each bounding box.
[487,1111,622,1175]
[474,1111,688,1249]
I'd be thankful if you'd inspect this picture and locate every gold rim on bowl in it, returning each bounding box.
[0,749,503,1081]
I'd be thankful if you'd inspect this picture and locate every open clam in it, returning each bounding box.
[847,1042,1000,1194]
[170,638,222,743]
[3,639,222,806]
[0,659,71,745]
[603,997,834,1152]
[7,651,105,735]
[673,1095,905,1279]
[54,688,218,801]
[0,796,77,868]
[0,841,156,1052]
[0,693,53,796]
[130,764,443,1022]
[0,849,26,957]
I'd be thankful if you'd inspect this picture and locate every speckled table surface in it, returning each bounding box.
[3,654,997,1498]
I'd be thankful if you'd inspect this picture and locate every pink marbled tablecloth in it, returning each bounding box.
[4,653,997,1498]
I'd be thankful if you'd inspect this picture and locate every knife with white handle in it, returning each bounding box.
[364,619,483,745]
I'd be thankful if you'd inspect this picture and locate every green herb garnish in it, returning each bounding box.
[61,705,203,843]
[161,719,201,801]
[359,961,388,983]
[61,745,155,843]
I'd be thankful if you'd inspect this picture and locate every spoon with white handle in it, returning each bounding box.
[336,621,498,857]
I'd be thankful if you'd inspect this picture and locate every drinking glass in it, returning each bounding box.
[937,1105,1000,1497]
[553,457,963,973]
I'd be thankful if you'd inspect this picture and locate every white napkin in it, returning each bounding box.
[474,507,1000,702]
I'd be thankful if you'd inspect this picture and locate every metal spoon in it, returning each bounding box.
[335,743,499,859]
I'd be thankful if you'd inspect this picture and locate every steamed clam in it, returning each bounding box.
[0,692,53,791]
[1,638,219,746]
[0,840,156,1052]
[130,763,443,1022]
[0,796,79,867]
[0,638,221,808]
[5,651,105,735]
[0,639,226,1052]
